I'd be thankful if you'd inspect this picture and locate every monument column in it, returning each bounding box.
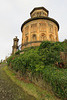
[12,36,19,54]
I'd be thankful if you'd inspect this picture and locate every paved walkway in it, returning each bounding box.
[0,64,36,100]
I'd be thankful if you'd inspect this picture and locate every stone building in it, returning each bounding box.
[21,7,59,50]
[12,36,19,54]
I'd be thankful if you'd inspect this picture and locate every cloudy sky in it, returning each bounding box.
[0,0,67,60]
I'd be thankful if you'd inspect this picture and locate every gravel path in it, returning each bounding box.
[0,64,36,100]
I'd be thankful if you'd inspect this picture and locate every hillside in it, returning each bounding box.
[7,40,67,100]
[0,63,36,100]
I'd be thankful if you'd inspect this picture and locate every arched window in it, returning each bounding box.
[40,33,47,41]
[25,36,28,43]
[49,34,54,41]
[32,34,37,41]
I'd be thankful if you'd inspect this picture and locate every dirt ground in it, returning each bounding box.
[0,63,36,100]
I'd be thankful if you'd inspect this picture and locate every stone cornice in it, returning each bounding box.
[21,17,59,32]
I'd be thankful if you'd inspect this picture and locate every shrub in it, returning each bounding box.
[15,50,21,55]
[7,55,14,66]
[42,65,67,99]
[7,41,67,99]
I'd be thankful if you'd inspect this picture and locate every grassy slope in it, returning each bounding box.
[0,63,36,100]
[3,66,61,100]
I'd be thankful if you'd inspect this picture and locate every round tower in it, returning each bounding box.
[21,7,59,50]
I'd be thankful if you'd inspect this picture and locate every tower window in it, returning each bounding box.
[40,33,47,41]
[32,34,37,41]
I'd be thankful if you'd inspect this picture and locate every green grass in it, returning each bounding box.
[3,66,61,100]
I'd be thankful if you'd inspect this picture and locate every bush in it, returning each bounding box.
[15,50,21,55]
[7,55,14,66]
[42,65,67,99]
[39,41,62,65]
[7,41,67,99]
